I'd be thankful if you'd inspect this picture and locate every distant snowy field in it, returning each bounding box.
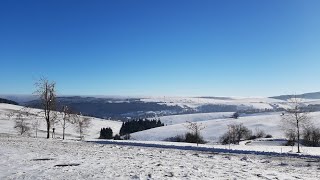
[141,96,291,110]
[132,111,320,143]
[158,112,234,125]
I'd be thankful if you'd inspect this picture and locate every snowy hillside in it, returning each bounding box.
[132,112,320,142]
[158,112,234,125]
[1,103,320,179]
[0,103,122,140]
[3,94,320,120]
[141,96,290,110]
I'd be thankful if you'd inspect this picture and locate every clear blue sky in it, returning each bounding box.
[0,0,319,97]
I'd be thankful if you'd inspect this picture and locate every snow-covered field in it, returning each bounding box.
[1,135,320,180]
[132,112,320,143]
[158,112,234,125]
[141,96,291,110]
[2,103,320,179]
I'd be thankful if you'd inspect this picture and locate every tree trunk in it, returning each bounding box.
[297,120,300,153]
[196,129,199,147]
[46,119,50,139]
[296,113,300,153]
[79,125,82,140]
[63,127,65,140]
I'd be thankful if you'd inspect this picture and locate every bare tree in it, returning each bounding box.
[254,127,266,138]
[72,113,91,141]
[32,118,41,138]
[34,78,56,139]
[60,106,72,140]
[50,111,59,138]
[302,126,320,147]
[282,95,310,153]
[235,124,252,143]
[220,123,252,145]
[6,112,14,120]
[185,122,206,146]
[14,108,31,136]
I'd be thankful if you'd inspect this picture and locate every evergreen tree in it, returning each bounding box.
[99,127,113,139]
[119,118,164,135]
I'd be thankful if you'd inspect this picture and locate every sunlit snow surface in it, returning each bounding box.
[0,103,122,140]
[1,103,320,179]
[1,136,320,180]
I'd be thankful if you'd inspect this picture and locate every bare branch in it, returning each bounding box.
[34,78,57,139]
[281,95,310,153]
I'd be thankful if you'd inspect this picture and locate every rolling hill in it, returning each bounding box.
[0,103,122,140]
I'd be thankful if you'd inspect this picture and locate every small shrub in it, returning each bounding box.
[165,135,185,142]
[255,129,266,138]
[284,140,295,146]
[302,127,320,147]
[220,133,230,145]
[248,135,257,140]
[123,134,131,140]
[165,133,206,144]
[14,112,31,136]
[231,112,240,119]
[265,134,273,138]
[220,123,252,145]
[185,132,206,144]
[113,134,122,140]
[284,129,296,146]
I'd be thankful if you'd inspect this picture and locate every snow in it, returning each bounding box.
[305,99,320,105]
[1,135,320,180]
[0,103,122,140]
[132,112,320,143]
[91,139,320,157]
[140,96,289,110]
[158,112,234,125]
[2,103,320,179]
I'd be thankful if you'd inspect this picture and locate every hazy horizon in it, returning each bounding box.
[1,91,320,99]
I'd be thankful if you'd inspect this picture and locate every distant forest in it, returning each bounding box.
[0,98,18,105]
[120,119,164,135]
[25,97,184,120]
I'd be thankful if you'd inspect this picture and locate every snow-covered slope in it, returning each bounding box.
[5,95,320,119]
[132,112,320,142]
[0,103,122,140]
[2,104,320,180]
[158,112,234,125]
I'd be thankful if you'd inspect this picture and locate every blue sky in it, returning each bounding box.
[0,0,319,97]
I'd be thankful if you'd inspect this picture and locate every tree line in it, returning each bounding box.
[119,119,164,136]
[0,98,19,105]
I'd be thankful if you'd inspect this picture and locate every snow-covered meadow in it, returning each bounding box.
[1,135,320,180]
[141,96,291,110]
[133,111,320,143]
[1,102,320,179]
